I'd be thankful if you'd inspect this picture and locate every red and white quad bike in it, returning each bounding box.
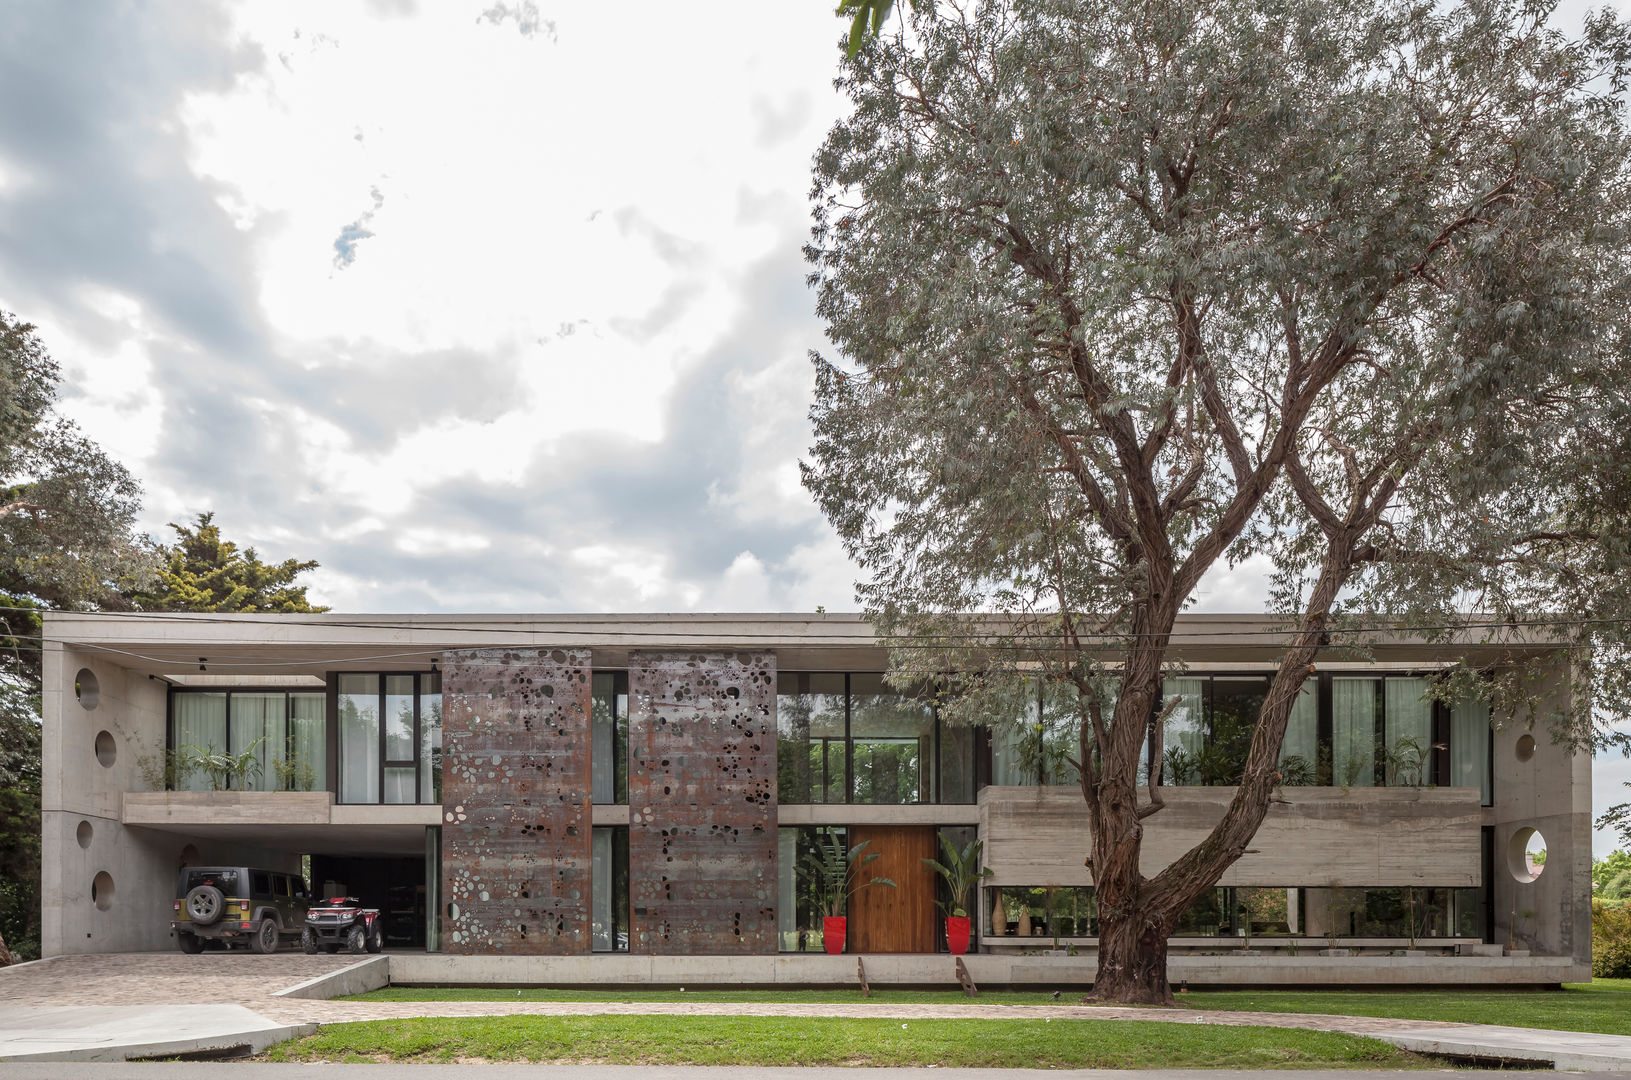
[302,896,384,955]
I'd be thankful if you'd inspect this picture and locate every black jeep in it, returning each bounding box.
[302,896,384,954]
[172,867,311,954]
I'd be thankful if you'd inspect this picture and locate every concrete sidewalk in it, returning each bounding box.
[0,1004,312,1062]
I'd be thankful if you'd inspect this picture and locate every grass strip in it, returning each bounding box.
[1182,982,1631,1037]
[348,979,1631,1036]
[263,1014,1423,1068]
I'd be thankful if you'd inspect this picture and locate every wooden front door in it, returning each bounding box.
[848,825,937,953]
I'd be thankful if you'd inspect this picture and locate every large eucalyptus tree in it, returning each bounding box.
[804,0,1631,1003]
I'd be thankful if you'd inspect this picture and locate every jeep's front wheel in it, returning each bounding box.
[251,918,279,954]
[346,925,367,954]
[177,933,205,955]
[302,928,319,954]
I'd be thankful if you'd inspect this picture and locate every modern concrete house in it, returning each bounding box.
[40,612,1591,983]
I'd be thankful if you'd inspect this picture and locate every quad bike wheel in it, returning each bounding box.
[303,927,320,954]
[347,925,367,954]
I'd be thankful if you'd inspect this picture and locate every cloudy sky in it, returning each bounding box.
[0,0,1624,851]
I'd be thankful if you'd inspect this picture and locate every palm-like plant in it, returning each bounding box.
[182,737,265,792]
[800,833,896,918]
[921,833,993,918]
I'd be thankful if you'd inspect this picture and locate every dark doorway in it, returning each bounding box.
[310,854,426,948]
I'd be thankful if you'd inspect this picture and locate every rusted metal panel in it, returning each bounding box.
[628,651,777,954]
[440,648,592,954]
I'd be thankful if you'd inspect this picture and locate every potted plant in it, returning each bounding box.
[182,737,265,792]
[922,834,993,956]
[800,832,895,955]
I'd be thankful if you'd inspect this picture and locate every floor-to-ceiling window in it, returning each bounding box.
[168,688,326,792]
[776,674,973,805]
[337,672,441,805]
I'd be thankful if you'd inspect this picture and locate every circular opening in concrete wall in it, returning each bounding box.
[76,820,93,849]
[94,730,116,768]
[75,668,100,710]
[1507,826,1548,883]
[179,844,199,868]
[91,871,115,911]
[1516,733,1536,762]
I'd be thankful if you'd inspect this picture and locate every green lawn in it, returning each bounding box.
[345,979,1631,1036]
[262,1014,1424,1068]
[1183,980,1631,1037]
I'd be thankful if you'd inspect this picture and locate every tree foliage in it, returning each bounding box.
[805,0,1631,1001]
[131,512,328,613]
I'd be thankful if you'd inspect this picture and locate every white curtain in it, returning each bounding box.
[338,674,379,803]
[172,693,227,792]
[1331,678,1376,787]
[1161,677,1206,784]
[1450,699,1491,803]
[1383,677,1433,785]
[289,692,326,792]
[229,693,285,791]
[1279,683,1319,774]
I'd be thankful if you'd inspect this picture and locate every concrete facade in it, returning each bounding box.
[35,611,1594,983]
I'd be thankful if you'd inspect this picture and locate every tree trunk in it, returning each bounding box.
[1090,900,1171,1004]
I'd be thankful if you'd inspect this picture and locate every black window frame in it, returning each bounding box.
[165,685,329,792]
[332,670,441,806]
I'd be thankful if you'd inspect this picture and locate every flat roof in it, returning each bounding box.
[42,610,1554,678]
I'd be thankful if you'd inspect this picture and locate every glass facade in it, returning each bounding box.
[338,672,442,805]
[776,674,972,805]
[168,689,326,792]
[778,825,844,952]
[992,679,1136,788]
[591,826,629,951]
[1155,673,1490,794]
[591,673,628,804]
[984,883,1490,942]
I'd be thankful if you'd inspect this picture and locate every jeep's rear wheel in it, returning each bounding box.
[346,925,367,954]
[302,928,319,954]
[251,918,279,954]
[185,885,224,926]
[177,933,205,955]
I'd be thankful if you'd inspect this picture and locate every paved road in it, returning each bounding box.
[4,1069,1631,1080]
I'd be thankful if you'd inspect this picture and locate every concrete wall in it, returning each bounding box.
[1487,670,1592,960]
[41,646,298,956]
[979,785,1484,888]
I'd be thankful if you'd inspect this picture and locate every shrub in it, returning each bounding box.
[1592,899,1631,979]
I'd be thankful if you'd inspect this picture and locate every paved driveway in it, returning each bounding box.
[0,952,363,1010]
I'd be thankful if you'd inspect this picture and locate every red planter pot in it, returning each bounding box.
[946,915,972,956]
[823,915,847,955]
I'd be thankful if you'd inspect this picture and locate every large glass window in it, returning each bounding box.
[777,674,847,804]
[591,673,628,804]
[169,689,326,792]
[778,826,845,952]
[1279,683,1319,784]
[1331,678,1378,787]
[1147,673,1476,790]
[1449,699,1492,804]
[591,826,629,952]
[338,672,441,805]
[850,674,934,804]
[1160,677,1206,784]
